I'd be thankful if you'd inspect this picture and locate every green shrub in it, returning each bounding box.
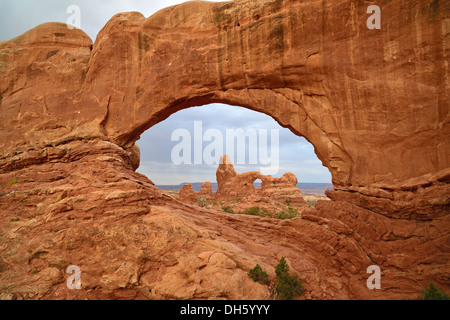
[247,257,305,299]
[275,257,290,278]
[222,206,234,214]
[51,198,62,205]
[197,198,207,208]
[423,283,449,300]
[274,208,298,220]
[248,264,269,285]
[242,206,262,216]
[275,257,304,300]
[8,177,21,186]
[276,273,304,300]
[276,211,290,219]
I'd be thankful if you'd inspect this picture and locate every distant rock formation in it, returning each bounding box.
[198,181,214,201]
[178,155,305,205]
[261,172,305,204]
[179,181,214,203]
[215,155,305,204]
[179,183,197,203]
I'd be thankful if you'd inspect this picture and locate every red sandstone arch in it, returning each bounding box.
[0,0,449,300]
[1,0,448,219]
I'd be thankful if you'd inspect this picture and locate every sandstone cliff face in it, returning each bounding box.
[0,0,449,300]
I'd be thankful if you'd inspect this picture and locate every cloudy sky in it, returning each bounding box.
[0,0,332,185]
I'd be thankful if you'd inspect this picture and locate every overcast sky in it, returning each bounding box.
[1,0,332,185]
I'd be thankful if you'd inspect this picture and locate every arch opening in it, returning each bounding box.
[122,88,352,188]
[136,103,332,216]
[254,179,262,189]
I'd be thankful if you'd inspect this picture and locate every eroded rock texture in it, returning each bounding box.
[178,154,305,207]
[0,0,449,300]
[179,181,215,204]
[214,154,305,204]
[179,183,198,203]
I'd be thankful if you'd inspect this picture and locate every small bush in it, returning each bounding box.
[275,257,304,300]
[275,257,290,278]
[8,178,21,186]
[242,206,262,216]
[423,283,449,300]
[275,211,289,219]
[248,264,269,285]
[276,273,304,300]
[274,208,298,220]
[247,257,305,299]
[197,198,207,208]
[222,206,234,214]
[51,198,62,205]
